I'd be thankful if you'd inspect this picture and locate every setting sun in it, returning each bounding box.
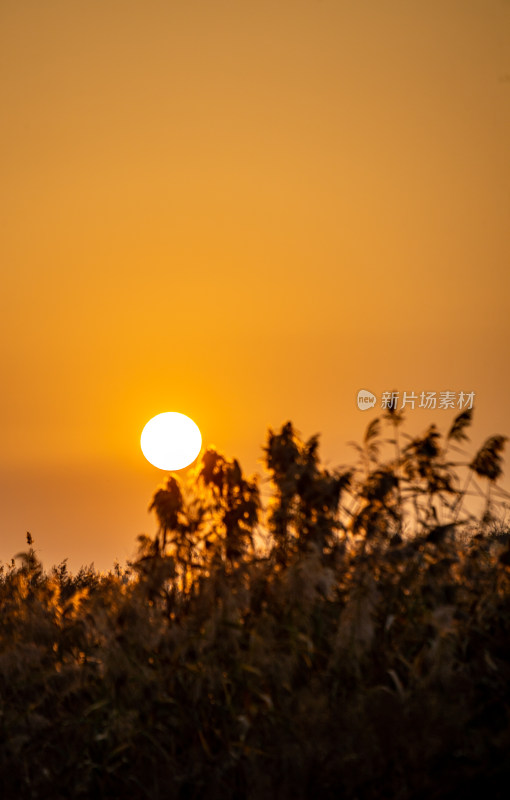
[140,412,202,471]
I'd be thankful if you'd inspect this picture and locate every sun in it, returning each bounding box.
[140,412,202,470]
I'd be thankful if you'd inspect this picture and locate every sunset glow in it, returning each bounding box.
[0,0,509,571]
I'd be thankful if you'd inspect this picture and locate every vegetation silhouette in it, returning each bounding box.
[1,411,510,798]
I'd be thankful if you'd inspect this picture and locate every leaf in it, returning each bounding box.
[84,699,110,717]
[387,669,406,701]
[198,728,212,758]
[241,664,262,676]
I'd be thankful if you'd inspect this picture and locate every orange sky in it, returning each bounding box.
[1,0,509,572]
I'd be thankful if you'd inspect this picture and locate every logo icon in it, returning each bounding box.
[357,389,377,410]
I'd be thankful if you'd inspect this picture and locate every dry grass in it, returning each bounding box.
[1,411,509,798]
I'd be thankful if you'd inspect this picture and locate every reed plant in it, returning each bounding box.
[1,411,509,798]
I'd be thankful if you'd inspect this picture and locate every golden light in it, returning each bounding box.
[140,412,202,470]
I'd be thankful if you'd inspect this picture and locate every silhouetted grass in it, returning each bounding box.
[1,412,509,798]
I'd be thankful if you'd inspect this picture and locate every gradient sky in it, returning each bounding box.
[1,0,509,572]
